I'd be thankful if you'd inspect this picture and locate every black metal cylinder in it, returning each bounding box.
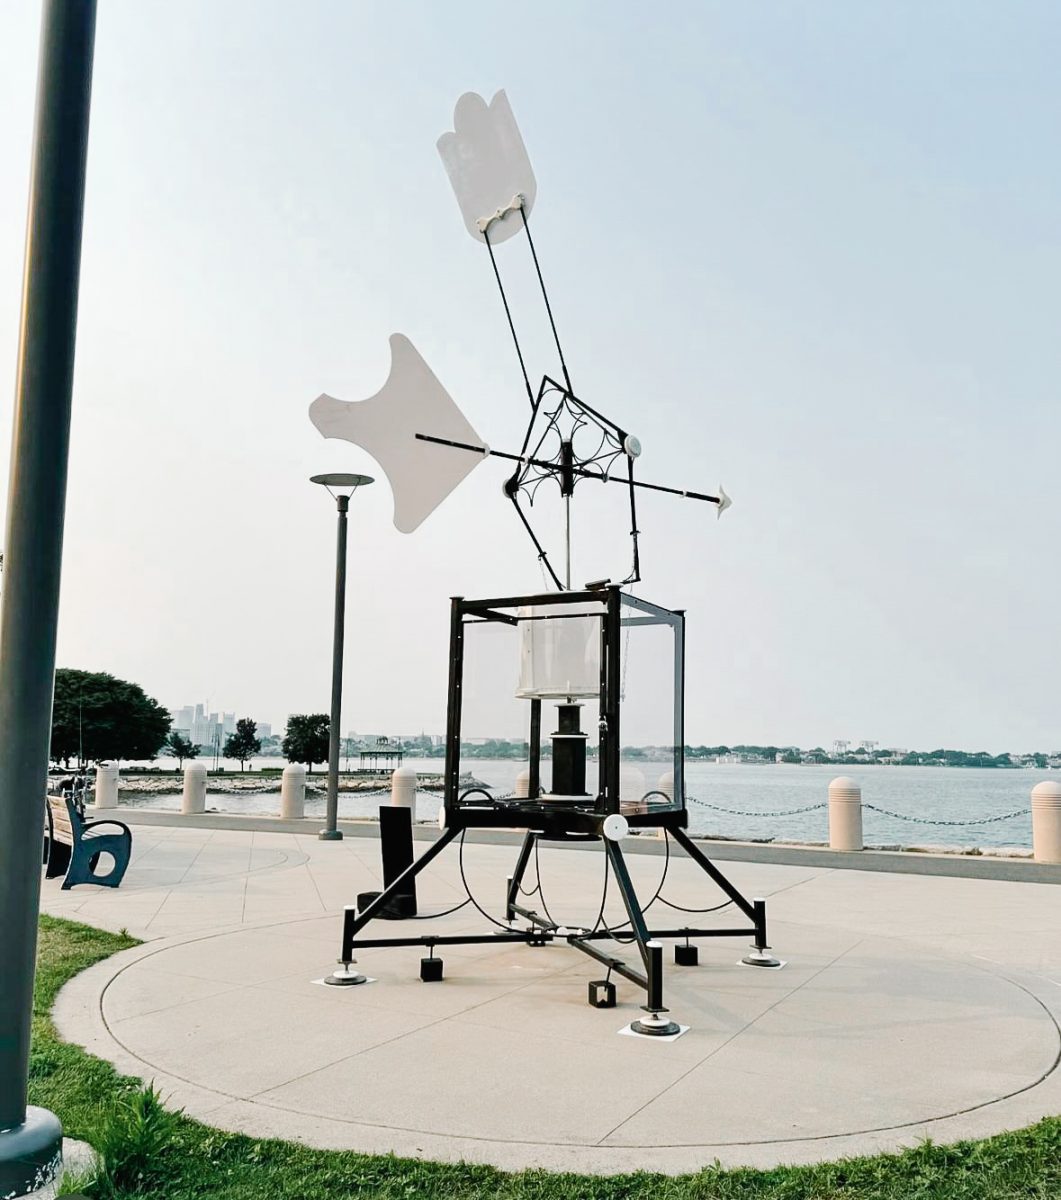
[550,703,587,796]
[754,897,768,949]
[647,940,664,1011]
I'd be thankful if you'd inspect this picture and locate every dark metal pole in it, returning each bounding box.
[0,1,97,1194]
[320,494,349,840]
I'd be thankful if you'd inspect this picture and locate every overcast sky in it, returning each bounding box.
[2,2,1059,751]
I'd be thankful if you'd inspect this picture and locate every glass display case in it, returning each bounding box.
[442,587,686,834]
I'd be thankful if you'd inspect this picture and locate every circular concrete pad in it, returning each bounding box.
[53,841,1061,1175]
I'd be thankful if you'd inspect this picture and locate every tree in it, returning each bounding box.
[164,731,198,769]
[224,718,262,771]
[51,668,171,766]
[282,713,330,773]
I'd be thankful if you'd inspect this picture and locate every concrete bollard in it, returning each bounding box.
[828,776,863,851]
[181,761,207,815]
[657,770,675,804]
[619,764,647,816]
[280,762,306,820]
[391,764,417,818]
[94,761,119,809]
[514,767,531,798]
[1031,781,1061,864]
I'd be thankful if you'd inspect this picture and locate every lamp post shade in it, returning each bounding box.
[310,472,374,493]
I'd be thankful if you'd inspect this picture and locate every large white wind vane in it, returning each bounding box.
[310,90,729,589]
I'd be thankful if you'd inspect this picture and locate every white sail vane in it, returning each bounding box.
[309,334,487,533]
[437,90,537,244]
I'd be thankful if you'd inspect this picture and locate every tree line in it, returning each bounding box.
[50,669,334,772]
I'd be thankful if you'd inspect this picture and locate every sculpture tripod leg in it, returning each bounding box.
[669,827,781,967]
[603,840,681,1036]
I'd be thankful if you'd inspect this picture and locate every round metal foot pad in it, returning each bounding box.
[740,948,785,969]
[630,1013,681,1037]
[324,967,367,986]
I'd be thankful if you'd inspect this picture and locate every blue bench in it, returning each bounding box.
[44,792,132,889]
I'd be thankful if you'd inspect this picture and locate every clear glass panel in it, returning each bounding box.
[618,595,683,816]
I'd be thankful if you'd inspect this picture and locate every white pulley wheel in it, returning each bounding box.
[603,813,628,841]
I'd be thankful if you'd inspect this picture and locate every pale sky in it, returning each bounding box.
[2,2,1059,752]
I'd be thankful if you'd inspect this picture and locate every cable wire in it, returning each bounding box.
[458,830,516,931]
[521,204,573,394]
[411,897,471,921]
[483,226,534,405]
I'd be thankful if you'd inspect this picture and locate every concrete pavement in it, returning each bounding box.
[45,823,1061,1175]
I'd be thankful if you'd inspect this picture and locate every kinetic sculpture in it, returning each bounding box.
[310,90,779,1036]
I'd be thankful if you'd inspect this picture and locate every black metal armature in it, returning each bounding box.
[339,825,761,1015]
[444,197,726,590]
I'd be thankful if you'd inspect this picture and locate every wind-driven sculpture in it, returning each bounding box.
[311,88,729,588]
[309,91,779,1037]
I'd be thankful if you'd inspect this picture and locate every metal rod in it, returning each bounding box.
[564,493,572,588]
[506,832,535,921]
[342,827,460,957]
[670,827,758,920]
[604,841,652,971]
[0,0,96,1180]
[415,434,723,505]
[509,902,556,929]
[577,927,755,941]
[349,931,547,950]
[483,226,534,406]
[521,205,573,394]
[568,937,647,989]
[321,494,349,841]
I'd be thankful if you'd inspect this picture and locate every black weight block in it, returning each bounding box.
[588,979,616,1008]
[420,956,444,983]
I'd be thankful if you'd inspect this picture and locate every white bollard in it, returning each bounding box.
[828,776,863,851]
[514,767,532,798]
[620,764,647,814]
[181,761,207,815]
[280,762,306,820]
[94,761,119,809]
[391,764,417,818]
[656,770,675,804]
[1031,781,1061,864]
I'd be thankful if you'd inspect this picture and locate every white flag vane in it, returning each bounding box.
[310,89,730,587]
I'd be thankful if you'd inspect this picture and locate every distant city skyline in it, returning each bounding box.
[3,3,1059,753]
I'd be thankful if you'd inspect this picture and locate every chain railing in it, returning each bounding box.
[862,802,1029,827]
[687,795,827,818]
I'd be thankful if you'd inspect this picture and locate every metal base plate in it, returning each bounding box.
[0,1106,63,1198]
[619,1020,689,1042]
[739,951,786,969]
[317,969,372,987]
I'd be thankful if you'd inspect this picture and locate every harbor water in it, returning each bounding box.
[115,760,1048,851]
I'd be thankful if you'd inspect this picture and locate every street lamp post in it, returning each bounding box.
[0,3,97,1195]
[311,473,373,841]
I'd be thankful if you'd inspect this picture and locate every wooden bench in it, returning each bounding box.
[44,793,132,890]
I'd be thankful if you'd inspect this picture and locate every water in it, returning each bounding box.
[117,758,1048,850]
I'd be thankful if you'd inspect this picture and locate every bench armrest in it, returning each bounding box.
[82,817,131,837]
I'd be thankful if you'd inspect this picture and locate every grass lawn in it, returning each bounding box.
[31,915,1061,1198]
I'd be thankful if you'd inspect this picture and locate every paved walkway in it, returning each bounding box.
[46,823,1061,1175]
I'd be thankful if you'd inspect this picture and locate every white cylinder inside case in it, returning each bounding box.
[515,603,601,700]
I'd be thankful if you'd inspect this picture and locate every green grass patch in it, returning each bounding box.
[32,915,1061,1198]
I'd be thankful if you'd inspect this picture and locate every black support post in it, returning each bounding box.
[0,2,97,1193]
